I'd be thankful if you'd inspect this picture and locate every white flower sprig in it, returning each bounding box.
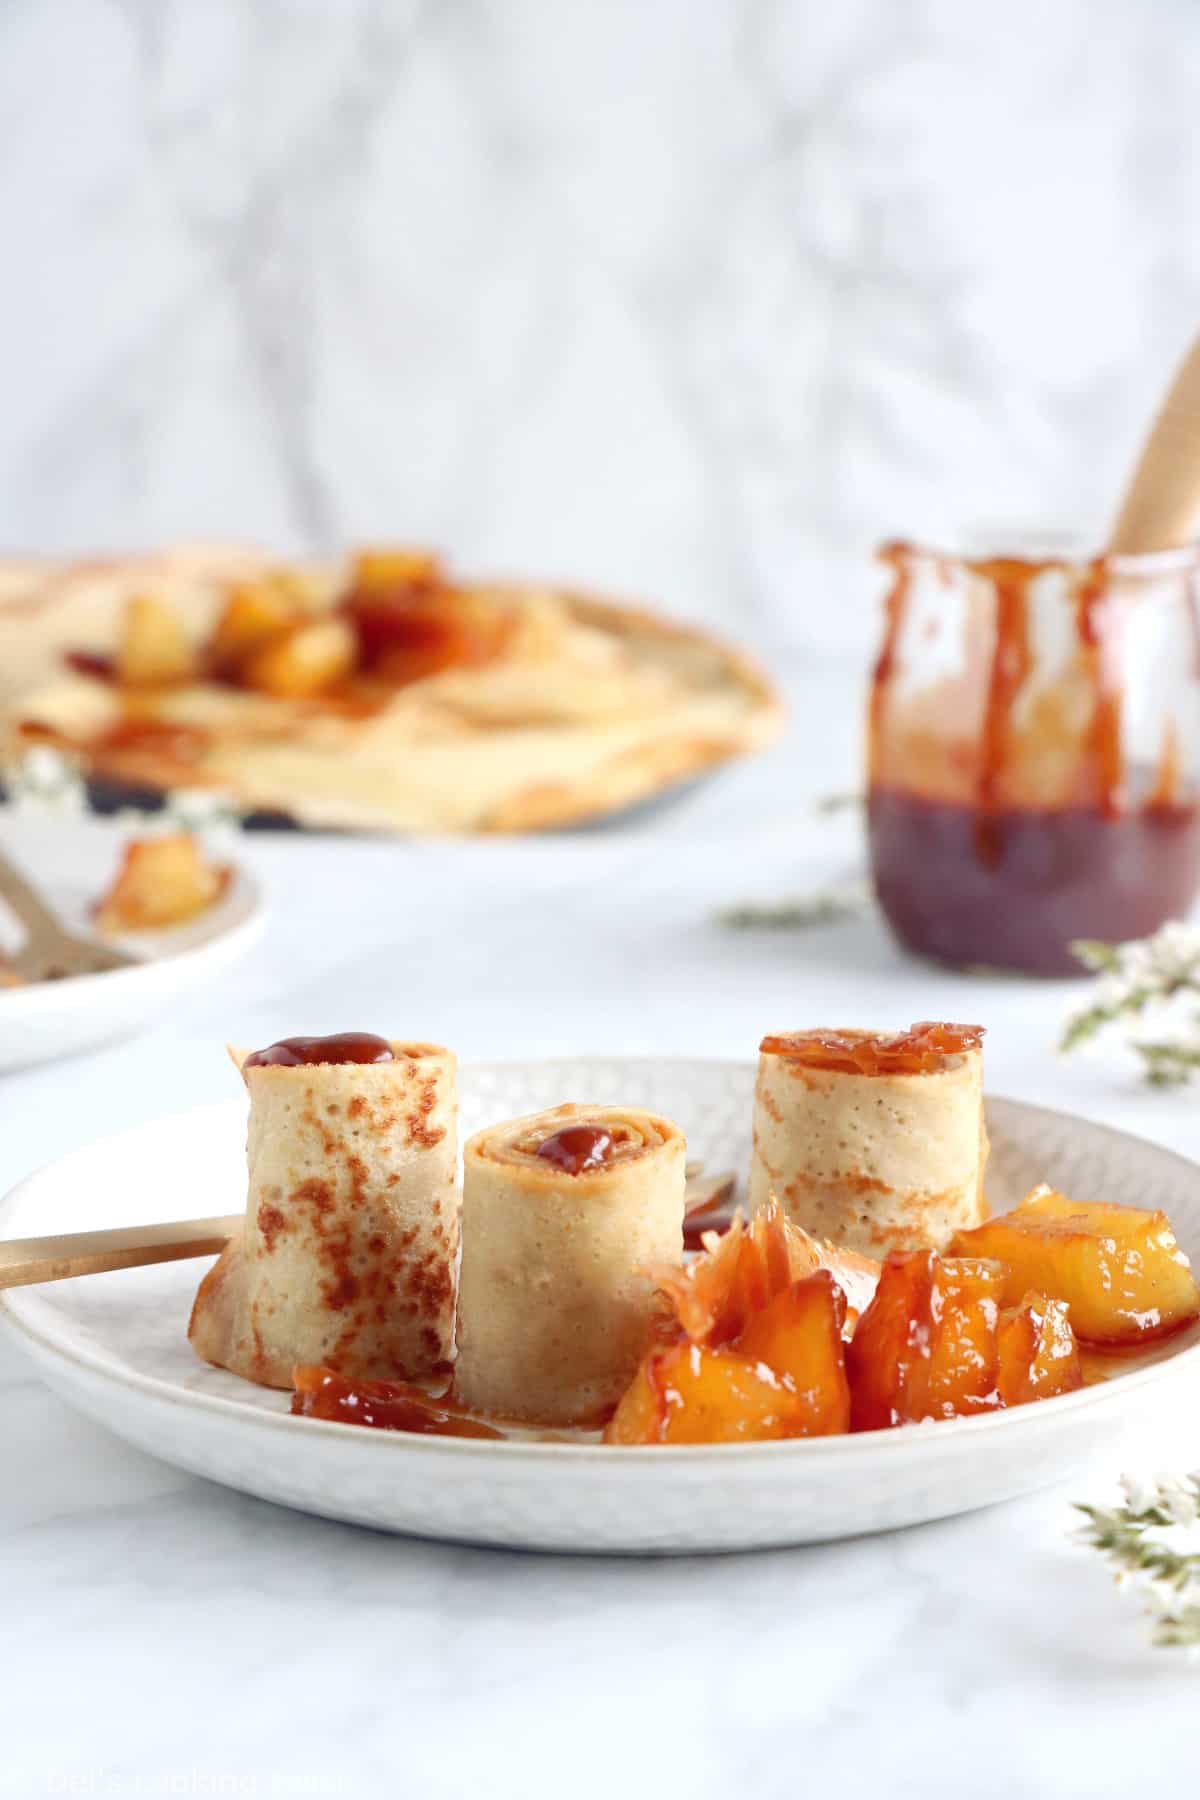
[1060,922,1200,1086]
[1075,1473,1200,1649]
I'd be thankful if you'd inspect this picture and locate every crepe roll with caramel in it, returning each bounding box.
[748,1023,987,1256]
[454,1104,686,1425]
[189,1033,458,1389]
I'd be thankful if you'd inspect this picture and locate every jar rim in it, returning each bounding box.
[878,537,1200,582]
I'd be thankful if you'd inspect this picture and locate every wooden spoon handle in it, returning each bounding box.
[0,1215,240,1290]
[1111,335,1200,555]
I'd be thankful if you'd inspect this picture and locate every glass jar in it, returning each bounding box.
[866,540,1200,976]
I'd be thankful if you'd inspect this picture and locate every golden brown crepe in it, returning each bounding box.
[189,1041,458,1389]
[747,1027,988,1256]
[454,1103,686,1425]
[0,547,782,833]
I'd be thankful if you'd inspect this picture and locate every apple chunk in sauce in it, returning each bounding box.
[951,1186,1200,1347]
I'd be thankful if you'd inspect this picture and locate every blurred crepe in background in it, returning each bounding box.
[0,546,782,834]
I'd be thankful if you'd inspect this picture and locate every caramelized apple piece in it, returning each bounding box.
[654,1199,879,1346]
[996,1293,1082,1406]
[810,1236,882,1331]
[735,1271,851,1435]
[348,587,508,683]
[210,580,303,675]
[116,595,195,687]
[351,547,444,594]
[94,833,227,932]
[604,1341,811,1445]
[342,549,509,682]
[604,1347,671,1443]
[847,1251,1003,1429]
[950,1185,1200,1346]
[240,617,358,699]
[654,1206,793,1345]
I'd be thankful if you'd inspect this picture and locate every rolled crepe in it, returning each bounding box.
[748,1024,987,1256]
[454,1103,686,1425]
[189,1040,458,1389]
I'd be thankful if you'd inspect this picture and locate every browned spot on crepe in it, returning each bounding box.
[408,1078,445,1149]
[783,1171,892,1200]
[756,1082,783,1124]
[292,1177,336,1228]
[348,1154,369,1210]
[301,1101,339,1159]
[257,1202,286,1253]
[406,1246,454,1321]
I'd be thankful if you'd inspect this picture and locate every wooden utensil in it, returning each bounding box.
[0,846,137,981]
[0,1214,241,1290]
[1111,334,1200,555]
[0,1172,739,1291]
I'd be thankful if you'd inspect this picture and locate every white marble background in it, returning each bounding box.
[2,0,1200,654]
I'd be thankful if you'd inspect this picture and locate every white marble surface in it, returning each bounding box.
[4,1,1200,655]
[3,668,1200,1796]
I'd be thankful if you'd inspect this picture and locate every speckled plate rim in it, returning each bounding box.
[3,1075,1200,1464]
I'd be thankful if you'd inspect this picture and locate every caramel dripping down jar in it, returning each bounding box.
[867,541,1200,976]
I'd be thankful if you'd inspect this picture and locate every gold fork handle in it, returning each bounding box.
[0,844,133,976]
[0,847,72,950]
[0,1215,242,1290]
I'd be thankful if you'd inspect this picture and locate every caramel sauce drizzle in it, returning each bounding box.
[761,1022,984,1077]
[292,1366,503,1440]
[975,559,1037,819]
[1074,562,1124,817]
[244,1032,394,1069]
[868,543,913,785]
[872,545,1131,825]
[1149,720,1183,811]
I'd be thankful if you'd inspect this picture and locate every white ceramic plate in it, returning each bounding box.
[0,819,264,1071]
[3,1058,1199,1554]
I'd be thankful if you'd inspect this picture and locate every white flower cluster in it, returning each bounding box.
[1061,922,1200,1084]
[1121,1470,1200,1528]
[1077,923,1200,1006]
[1076,1472,1200,1649]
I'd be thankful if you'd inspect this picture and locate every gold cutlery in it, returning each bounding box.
[0,845,137,981]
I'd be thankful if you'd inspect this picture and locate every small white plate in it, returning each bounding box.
[3,1058,1199,1554]
[0,817,264,1071]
